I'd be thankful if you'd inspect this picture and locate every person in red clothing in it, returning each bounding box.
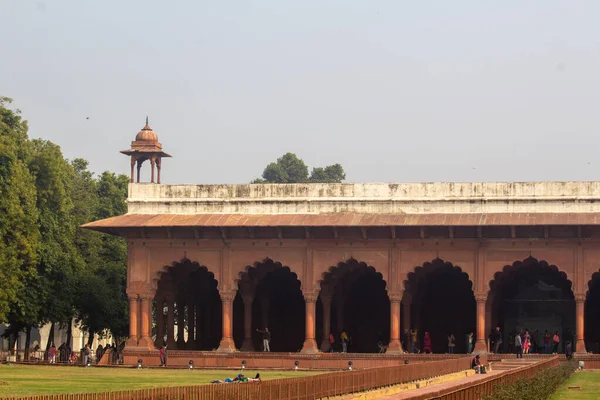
[423,332,432,354]
[48,344,57,364]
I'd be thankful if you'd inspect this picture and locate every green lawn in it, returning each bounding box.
[551,371,600,399]
[0,364,321,396]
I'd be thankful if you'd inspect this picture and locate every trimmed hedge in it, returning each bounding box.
[483,361,576,400]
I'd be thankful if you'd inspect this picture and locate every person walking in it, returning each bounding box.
[257,327,271,352]
[448,333,456,354]
[159,345,167,367]
[493,327,503,354]
[523,332,531,355]
[515,333,523,358]
[552,331,560,354]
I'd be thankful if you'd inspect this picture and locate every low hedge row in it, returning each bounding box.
[483,361,576,400]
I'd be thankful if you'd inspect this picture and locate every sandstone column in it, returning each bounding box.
[301,292,319,353]
[137,295,153,348]
[166,297,176,349]
[176,299,185,349]
[150,158,156,184]
[575,294,587,353]
[241,293,255,351]
[217,291,236,352]
[126,295,139,347]
[186,301,195,350]
[475,294,487,353]
[387,293,403,354]
[320,293,333,351]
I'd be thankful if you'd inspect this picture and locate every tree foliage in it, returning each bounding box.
[0,97,129,346]
[253,152,346,183]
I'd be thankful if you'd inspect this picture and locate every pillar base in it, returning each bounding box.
[125,337,138,348]
[386,339,403,355]
[301,338,319,354]
[137,336,155,350]
[575,340,587,354]
[216,337,237,353]
[474,340,487,354]
[241,338,254,352]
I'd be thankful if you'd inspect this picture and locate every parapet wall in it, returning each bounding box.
[127,182,600,215]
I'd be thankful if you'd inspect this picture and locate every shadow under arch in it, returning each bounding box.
[488,257,575,354]
[154,258,222,350]
[404,258,476,354]
[319,258,389,353]
[584,270,600,353]
[236,258,305,352]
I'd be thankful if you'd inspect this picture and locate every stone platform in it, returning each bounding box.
[113,350,471,369]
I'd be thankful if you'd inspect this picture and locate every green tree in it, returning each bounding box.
[0,98,39,329]
[309,163,346,183]
[253,152,346,183]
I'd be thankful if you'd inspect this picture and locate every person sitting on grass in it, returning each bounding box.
[211,373,261,384]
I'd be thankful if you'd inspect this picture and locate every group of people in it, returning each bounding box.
[402,329,474,354]
[323,330,351,353]
[492,326,565,355]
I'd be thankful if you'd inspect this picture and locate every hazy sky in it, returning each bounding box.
[2,0,600,184]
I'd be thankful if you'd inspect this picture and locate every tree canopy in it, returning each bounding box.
[0,97,129,351]
[252,152,346,183]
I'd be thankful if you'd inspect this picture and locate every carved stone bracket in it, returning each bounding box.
[220,291,237,303]
[127,281,154,298]
[303,292,320,303]
[388,292,403,303]
[575,293,586,303]
[475,293,488,303]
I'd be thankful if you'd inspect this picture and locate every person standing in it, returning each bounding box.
[48,344,57,364]
[515,333,523,359]
[83,344,91,365]
[467,332,474,354]
[340,331,349,353]
[410,328,418,354]
[523,332,530,355]
[257,327,271,352]
[493,327,503,353]
[552,331,560,354]
[448,333,455,354]
[328,333,335,353]
[544,330,551,354]
[423,332,432,354]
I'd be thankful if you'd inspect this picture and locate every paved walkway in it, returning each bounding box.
[380,359,535,399]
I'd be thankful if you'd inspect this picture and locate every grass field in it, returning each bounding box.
[550,371,600,399]
[0,364,321,396]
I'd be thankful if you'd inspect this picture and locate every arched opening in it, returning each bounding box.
[489,257,574,354]
[154,259,221,350]
[585,272,600,353]
[238,259,305,352]
[405,258,475,354]
[321,259,389,353]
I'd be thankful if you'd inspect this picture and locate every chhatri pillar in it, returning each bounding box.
[120,118,171,184]
[217,291,237,352]
[320,292,333,351]
[575,293,587,354]
[387,292,403,354]
[475,294,488,353]
[301,292,319,353]
[126,294,139,348]
[137,294,153,349]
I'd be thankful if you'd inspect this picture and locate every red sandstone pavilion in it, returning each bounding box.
[83,121,600,365]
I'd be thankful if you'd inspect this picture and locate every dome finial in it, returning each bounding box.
[146,116,149,126]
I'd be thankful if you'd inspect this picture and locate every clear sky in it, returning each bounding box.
[2,0,600,184]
